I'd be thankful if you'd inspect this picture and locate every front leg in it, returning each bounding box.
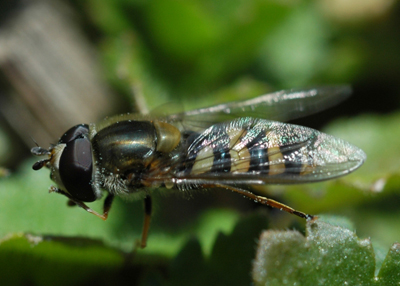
[49,186,114,220]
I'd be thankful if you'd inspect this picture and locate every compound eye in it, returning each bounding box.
[59,135,96,202]
[59,124,89,144]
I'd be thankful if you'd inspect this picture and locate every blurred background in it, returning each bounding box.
[1,0,400,285]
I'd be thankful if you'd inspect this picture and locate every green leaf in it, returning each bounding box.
[377,243,400,284]
[168,238,206,286]
[0,233,173,286]
[0,210,269,285]
[0,234,124,286]
[206,213,269,285]
[252,216,400,285]
[168,212,269,285]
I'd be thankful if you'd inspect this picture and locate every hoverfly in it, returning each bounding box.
[31,86,366,248]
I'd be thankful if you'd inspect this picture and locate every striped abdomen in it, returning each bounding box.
[181,118,313,177]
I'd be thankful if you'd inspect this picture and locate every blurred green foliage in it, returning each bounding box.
[1,0,400,285]
[82,0,382,109]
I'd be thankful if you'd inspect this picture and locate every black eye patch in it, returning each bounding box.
[59,135,95,202]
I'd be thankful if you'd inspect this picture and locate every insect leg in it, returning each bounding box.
[72,193,113,221]
[102,193,115,220]
[140,194,152,249]
[213,184,314,220]
[49,186,113,220]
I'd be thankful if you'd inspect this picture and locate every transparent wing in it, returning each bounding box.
[151,117,366,186]
[165,86,351,130]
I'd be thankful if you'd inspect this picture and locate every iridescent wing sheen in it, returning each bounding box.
[165,85,351,130]
[154,117,365,186]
